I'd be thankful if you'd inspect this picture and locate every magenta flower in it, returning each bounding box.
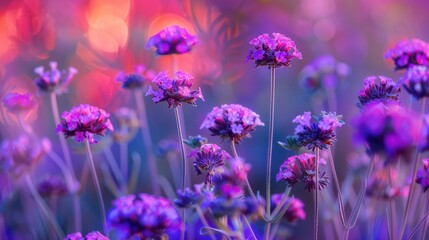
[146,25,198,55]
[34,61,78,94]
[416,158,429,192]
[145,71,204,108]
[385,38,429,70]
[64,231,108,240]
[292,111,344,150]
[56,104,114,144]
[200,104,264,143]
[271,194,306,223]
[245,33,302,68]
[357,76,401,108]
[400,65,429,99]
[2,92,37,115]
[276,153,329,192]
[107,193,181,239]
[188,143,231,184]
[116,65,156,89]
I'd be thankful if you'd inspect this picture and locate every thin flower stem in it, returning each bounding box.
[231,141,256,199]
[327,147,347,228]
[243,216,257,240]
[268,222,280,240]
[25,174,65,239]
[419,196,429,240]
[134,89,161,196]
[314,148,320,240]
[399,98,426,240]
[264,222,272,240]
[407,208,429,240]
[196,206,217,240]
[84,139,107,235]
[120,141,128,184]
[266,67,276,223]
[102,147,127,194]
[388,165,397,240]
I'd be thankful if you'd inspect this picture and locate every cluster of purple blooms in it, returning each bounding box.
[200,104,265,143]
[146,25,198,55]
[116,65,156,89]
[64,231,108,240]
[416,158,429,192]
[2,92,37,116]
[400,65,429,99]
[384,38,429,70]
[33,61,78,94]
[357,76,401,108]
[56,104,114,144]
[37,175,68,198]
[271,193,306,223]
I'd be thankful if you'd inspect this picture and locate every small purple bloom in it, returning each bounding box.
[357,76,401,108]
[271,194,306,223]
[416,158,429,192]
[145,71,204,108]
[174,186,203,208]
[2,92,37,115]
[385,39,429,70]
[64,231,108,240]
[37,175,68,198]
[276,153,329,192]
[146,25,198,55]
[246,33,302,68]
[116,65,156,89]
[107,193,181,239]
[34,61,78,94]
[200,104,264,143]
[56,104,114,144]
[400,65,429,99]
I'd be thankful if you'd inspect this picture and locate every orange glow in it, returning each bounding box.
[0,14,17,64]
[147,13,196,38]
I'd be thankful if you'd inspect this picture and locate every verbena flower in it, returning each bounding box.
[111,108,139,143]
[357,76,401,108]
[2,92,37,115]
[271,194,306,223]
[200,104,264,143]
[366,169,402,200]
[188,143,231,184]
[107,193,181,239]
[116,65,155,89]
[56,104,114,144]
[174,186,203,208]
[299,55,350,92]
[400,65,429,99]
[145,71,204,108]
[34,61,78,94]
[245,33,302,68]
[146,25,198,55]
[385,38,429,70]
[353,101,422,163]
[416,158,429,192]
[183,135,208,148]
[37,175,68,198]
[292,111,344,150]
[64,231,108,240]
[276,153,329,192]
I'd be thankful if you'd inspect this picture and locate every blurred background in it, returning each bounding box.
[0,0,429,239]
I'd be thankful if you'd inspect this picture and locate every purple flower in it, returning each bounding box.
[385,38,429,70]
[271,194,306,223]
[107,193,181,239]
[292,111,344,150]
[116,65,156,89]
[174,186,203,208]
[34,61,78,94]
[200,104,264,143]
[416,158,429,192]
[400,65,429,99]
[145,71,204,108]
[64,231,108,240]
[357,76,401,108]
[56,104,114,144]
[299,55,350,92]
[2,92,37,115]
[188,143,231,184]
[366,169,402,200]
[245,33,302,68]
[146,25,198,55]
[276,153,329,192]
[37,175,68,198]
[353,101,422,163]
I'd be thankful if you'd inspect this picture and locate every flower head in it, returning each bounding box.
[400,65,429,99]
[2,92,37,115]
[200,104,264,143]
[292,111,344,150]
[37,175,68,198]
[34,61,78,94]
[116,65,155,89]
[56,104,114,144]
[246,33,302,68]
[416,158,429,192]
[385,39,429,70]
[299,55,350,92]
[145,71,204,108]
[271,194,306,223]
[64,231,108,240]
[276,153,329,192]
[146,25,198,55]
[357,76,401,108]
[107,193,181,239]
[174,186,203,208]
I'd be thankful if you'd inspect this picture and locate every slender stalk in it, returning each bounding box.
[120,141,128,184]
[102,148,127,193]
[196,207,217,240]
[84,139,107,235]
[50,93,82,231]
[243,216,257,240]
[134,89,161,195]
[25,174,64,239]
[388,165,397,240]
[407,209,429,240]
[327,147,347,228]
[419,196,429,240]
[231,141,256,199]
[399,98,426,240]
[314,148,320,240]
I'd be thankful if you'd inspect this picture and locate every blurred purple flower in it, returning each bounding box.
[276,153,329,192]
[385,38,429,70]
[357,76,401,108]
[64,231,108,240]
[146,25,198,55]
[37,175,68,198]
[416,158,429,192]
[366,169,402,200]
[200,104,264,143]
[245,33,302,68]
[107,193,181,239]
[209,196,265,219]
[271,194,306,223]
[2,92,37,115]
[299,55,350,92]
[34,61,78,94]
[292,111,344,150]
[174,186,203,208]
[116,65,156,89]
[145,71,204,108]
[56,104,114,144]
[400,65,429,99]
